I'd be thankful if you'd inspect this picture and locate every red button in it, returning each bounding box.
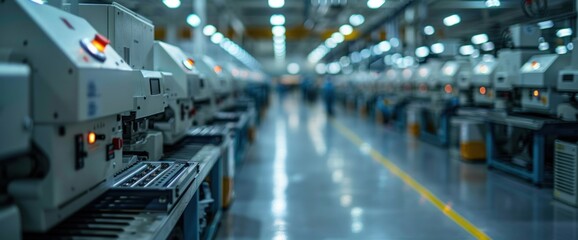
[112,138,123,150]
[94,34,110,47]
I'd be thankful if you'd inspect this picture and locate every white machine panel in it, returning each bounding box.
[78,3,154,70]
[521,88,567,114]
[471,56,498,86]
[493,50,537,90]
[558,70,578,92]
[0,63,30,160]
[133,70,167,119]
[154,41,206,100]
[520,54,570,87]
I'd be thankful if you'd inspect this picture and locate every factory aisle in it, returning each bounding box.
[216,92,578,240]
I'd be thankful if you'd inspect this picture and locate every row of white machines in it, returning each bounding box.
[0,1,268,239]
[335,23,578,207]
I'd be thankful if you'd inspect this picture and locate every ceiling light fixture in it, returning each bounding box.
[268,0,284,8]
[367,0,385,9]
[272,26,286,36]
[537,20,554,29]
[270,14,285,25]
[443,14,461,26]
[163,0,181,9]
[287,63,300,74]
[471,33,489,44]
[186,14,201,27]
[349,14,365,26]
[424,25,435,35]
[210,32,224,44]
[431,43,444,54]
[203,25,217,36]
[339,24,354,35]
[556,28,573,38]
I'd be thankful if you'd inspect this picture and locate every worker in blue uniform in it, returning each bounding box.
[322,77,335,117]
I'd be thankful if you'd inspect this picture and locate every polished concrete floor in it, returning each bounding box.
[216,92,578,240]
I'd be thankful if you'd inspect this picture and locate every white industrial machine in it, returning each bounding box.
[0,0,135,231]
[201,55,235,112]
[471,55,498,106]
[519,54,570,115]
[456,57,475,106]
[400,67,416,97]
[190,54,225,123]
[152,42,203,141]
[439,60,467,99]
[493,24,541,110]
[79,3,168,162]
[556,38,578,121]
[414,60,442,100]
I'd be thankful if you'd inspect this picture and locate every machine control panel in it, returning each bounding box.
[557,70,578,92]
[472,57,497,86]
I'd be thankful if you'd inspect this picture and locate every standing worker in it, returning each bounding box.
[322,76,335,117]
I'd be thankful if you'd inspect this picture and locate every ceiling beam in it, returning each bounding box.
[430,1,518,9]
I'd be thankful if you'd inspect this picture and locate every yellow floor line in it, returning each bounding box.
[332,120,491,240]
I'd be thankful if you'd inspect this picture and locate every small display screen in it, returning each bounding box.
[562,74,574,82]
[150,78,161,95]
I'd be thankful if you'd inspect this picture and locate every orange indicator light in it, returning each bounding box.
[444,84,453,94]
[533,90,540,97]
[479,86,487,95]
[88,132,96,144]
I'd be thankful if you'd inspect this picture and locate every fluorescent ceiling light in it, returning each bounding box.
[328,62,341,74]
[163,0,181,9]
[481,42,495,51]
[378,40,391,52]
[372,45,383,55]
[331,32,344,43]
[272,26,286,36]
[270,14,285,25]
[538,42,549,51]
[415,46,430,58]
[367,0,385,9]
[325,38,337,48]
[443,14,461,27]
[351,52,361,63]
[360,49,371,59]
[485,0,500,7]
[390,38,400,47]
[210,32,224,44]
[203,25,217,36]
[349,14,365,26]
[339,24,353,35]
[556,45,568,54]
[340,56,351,67]
[471,33,489,44]
[431,43,444,54]
[424,26,435,35]
[186,14,201,27]
[537,20,554,29]
[287,63,300,74]
[268,0,284,8]
[556,28,573,38]
[459,45,475,55]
